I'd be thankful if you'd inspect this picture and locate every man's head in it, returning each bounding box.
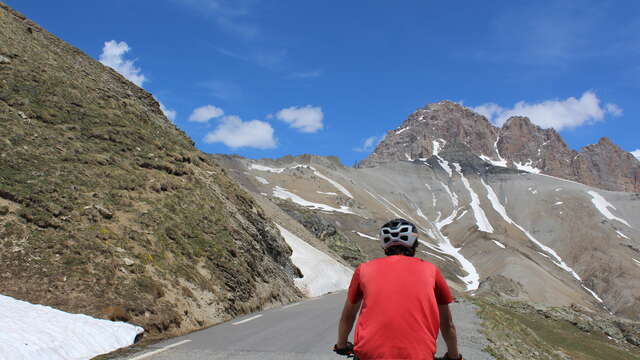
[379,218,418,256]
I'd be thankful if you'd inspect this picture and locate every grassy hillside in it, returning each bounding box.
[0,2,301,339]
[475,297,640,359]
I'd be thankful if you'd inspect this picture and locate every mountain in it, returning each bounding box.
[213,148,640,322]
[0,2,302,340]
[358,101,640,193]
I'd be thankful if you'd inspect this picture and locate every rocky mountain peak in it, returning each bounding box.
[359,101,640,192]
[358,100,498,168]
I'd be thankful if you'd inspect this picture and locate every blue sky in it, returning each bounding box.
[7,0,640,164]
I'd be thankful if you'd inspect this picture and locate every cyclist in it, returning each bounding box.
[334,218,462,360]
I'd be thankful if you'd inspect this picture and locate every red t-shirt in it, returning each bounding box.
[347,255,453,359]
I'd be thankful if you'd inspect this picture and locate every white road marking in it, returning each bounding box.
[232,314,263,325]
[129,340,191,360]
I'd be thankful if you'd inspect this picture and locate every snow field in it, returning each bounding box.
[0,294,143,360]
[276,225,353,297]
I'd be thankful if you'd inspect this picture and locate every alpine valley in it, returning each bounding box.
[1,2,639,359]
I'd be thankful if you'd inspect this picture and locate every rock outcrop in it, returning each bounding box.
[359,101,640,193]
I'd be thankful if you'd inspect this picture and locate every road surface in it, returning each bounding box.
[116,291,493,359]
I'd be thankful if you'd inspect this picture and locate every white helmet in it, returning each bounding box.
[379,218,418,249]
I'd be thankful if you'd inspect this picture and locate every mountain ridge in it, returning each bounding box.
[358,100,640,193]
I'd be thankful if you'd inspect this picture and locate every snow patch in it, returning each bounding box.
[432,139,446,156]
[582,285,604,303]
[553,202,563,206]
[255,176,269,184]
[489,138,508,167]
[436,156,453,177]
[0,294,142,360]
[633,258,640,266]
[405,153,413,161]
[395,126,410,135]
[276,225,353,297]
[249,164,285,173]
[272,186,354,214]
[492,240,506,248]
[316,191,337,196]
[479,154,508,168]
[616,230,629,239]
[587,191,631,228]
[454,164,493,233]
[514,160,541,174]
[355,231,377,240]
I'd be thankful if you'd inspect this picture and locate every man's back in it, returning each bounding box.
[348,255,453,359]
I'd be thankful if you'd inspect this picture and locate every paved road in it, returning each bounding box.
[118,292,493,359]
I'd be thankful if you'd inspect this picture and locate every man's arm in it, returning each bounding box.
[336,298,361,348]
[439,303,460,359]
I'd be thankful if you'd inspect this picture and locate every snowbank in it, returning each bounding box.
[0,294,143,360]
[276,225,353,297]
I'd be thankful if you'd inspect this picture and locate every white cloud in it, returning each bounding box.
[606,103,623,117]
[472,91,623,131]
[99,40,146,87]
[472,103,503,121]
[632,150,640,161]
[188,105,224,123]
[276,105,324,133]
[204,115,276,149]
[354,134,386,152]
[158,100,177,122]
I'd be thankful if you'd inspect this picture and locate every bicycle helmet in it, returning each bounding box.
[379,218,418,250]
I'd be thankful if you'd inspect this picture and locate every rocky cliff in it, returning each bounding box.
[359,101,640,193]
[0,2,301,340]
